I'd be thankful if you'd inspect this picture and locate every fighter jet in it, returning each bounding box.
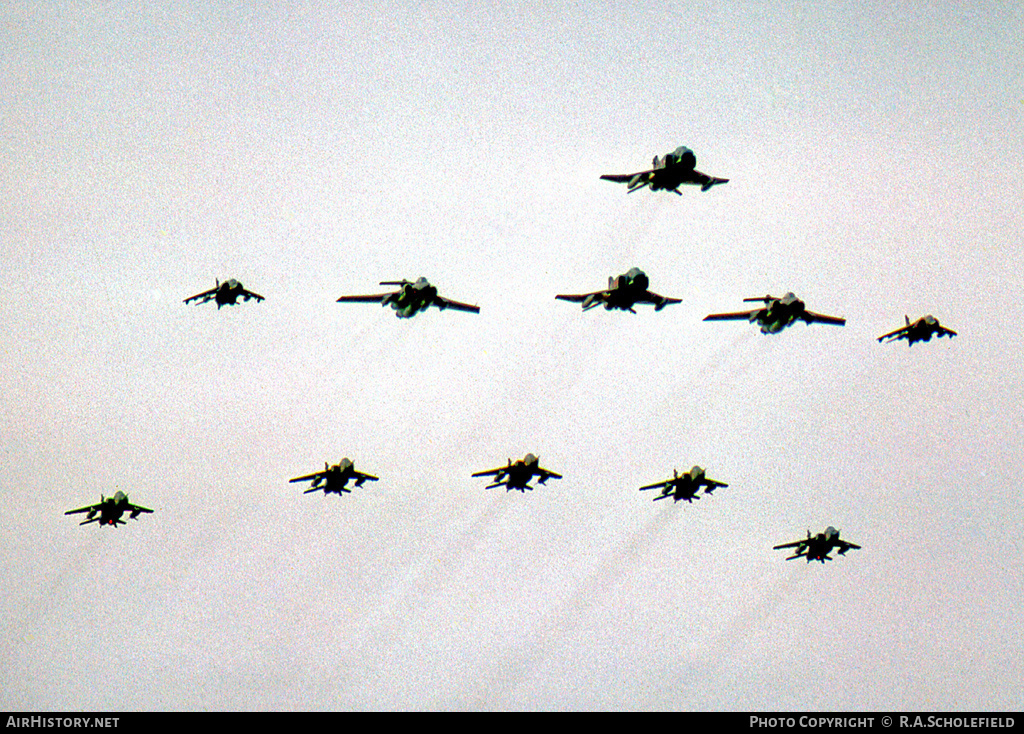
[703,293,846,333]
[184,278,265,308]
[472,453,562,492]
[639,465,728,503]
[65,491,154,527]
[773,526,861,563]
[600,146,729,194]
[877,315,957,346]
[556,268,681,313]
[336,278,479,318]
[289,458,379,495]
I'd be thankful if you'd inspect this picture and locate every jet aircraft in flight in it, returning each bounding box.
[877,315,957,346]
[336,278,479,318]
[289,458,379,495]
[600,146,729,194]
[703,293,846,333]
[472,453,562,492]
[639,465,728,503]
[184,278,265,308]
[773,526,861,563]
[556,268,681,313]
[65,492,153,527]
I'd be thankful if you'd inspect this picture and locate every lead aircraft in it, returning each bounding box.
[472,453,562,492]
[289,458,379,495]
[600,146,729,194]
[65,492,153,527]
[184,278,264,308]
[556,268,681,313]
[639,465,728,503]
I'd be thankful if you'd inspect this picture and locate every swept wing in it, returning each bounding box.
[433,295,480,314]
[236,287,264,302]
[555,289,610,310]
[802,310,846,326]
[703,309,760,322]
[183,288,218,305]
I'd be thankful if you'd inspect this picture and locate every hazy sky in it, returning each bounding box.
[2,0,1022,711]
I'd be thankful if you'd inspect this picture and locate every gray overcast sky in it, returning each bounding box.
[2,0,1022,711]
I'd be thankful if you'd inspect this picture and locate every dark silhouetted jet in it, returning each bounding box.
[336,278,479,318]
[773,527,861,563]
[472,453,562,492]
[703,293,845,333]
[556,268,681,313]
[289,458,379,495]
[639,465,728,503]
[184,279,264,308]
[65,492,153,527]
[878,315,957,346]
[601,146,729,194]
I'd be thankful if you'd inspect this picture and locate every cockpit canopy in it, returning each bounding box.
[623,268,649,290]
[664,146,697,170]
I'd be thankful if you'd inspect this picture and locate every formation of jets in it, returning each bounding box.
[66,144,964,567]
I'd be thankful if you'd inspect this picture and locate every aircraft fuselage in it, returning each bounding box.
[383,279,437,318]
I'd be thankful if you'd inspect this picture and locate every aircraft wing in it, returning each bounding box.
[937,325,958,338]
[877,325,910,342]
[240,288,265,302]
[65,502,101,516]
[555,290,611,310]
[183,288,217,305]
[703,309,759,322]
[802,310,846,326]
[643,292,682,311]
[433,295,480,314]
[772,539,807,550]
[336,293,392,304]
[599,169,652,184]
[703,478,728,491]
[471,467,506,478]
[536,468,562,483]
[836,540,861,554]
[691,170,730,192]
[354,471,379,483]
[639,479,671,491]
[289,471,327,483]
[555,291,603,302]
[127,503,154,517]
